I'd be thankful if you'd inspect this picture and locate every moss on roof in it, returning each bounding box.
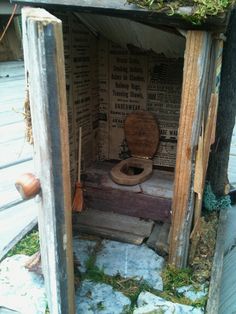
[127,0,235,24]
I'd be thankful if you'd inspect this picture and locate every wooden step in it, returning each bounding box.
[82,161,173,222]
[73,209,154,244]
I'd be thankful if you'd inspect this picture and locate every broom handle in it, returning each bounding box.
[77,127,82,182]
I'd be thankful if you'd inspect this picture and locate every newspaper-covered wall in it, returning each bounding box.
[98,37,110,160]
[147,54,183,168]
[98,38,183,168]
[71,15,99,172]
[57,13,183,183]
[109,43,148,160]
[58,12,99,193]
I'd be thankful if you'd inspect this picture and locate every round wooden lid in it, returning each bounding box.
[124,111,160,159]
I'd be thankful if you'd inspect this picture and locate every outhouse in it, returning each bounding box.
[12,0,234,313]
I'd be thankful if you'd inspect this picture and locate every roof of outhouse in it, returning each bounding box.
[11,0,234,32]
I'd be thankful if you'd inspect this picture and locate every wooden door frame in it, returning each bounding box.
[169,31,223,268]
[22,10,225,314]
[22,7,75,314]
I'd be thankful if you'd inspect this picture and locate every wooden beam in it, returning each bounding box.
[193,38,224,226]
[84,186,171,222]
[22,8,75,314]
[168,31,212,268]
[82,162,172,222]
[190,39,223,260]
[12,0,229,32]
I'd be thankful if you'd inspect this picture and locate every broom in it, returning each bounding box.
[72,127,83,212]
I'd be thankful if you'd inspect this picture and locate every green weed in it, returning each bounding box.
[160,265,207,308]
[6,229,40,257]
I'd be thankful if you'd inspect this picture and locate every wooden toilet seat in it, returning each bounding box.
[110,111,160,186]
[110,157,153,185]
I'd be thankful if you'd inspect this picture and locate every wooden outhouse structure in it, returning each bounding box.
[12,0,235,312]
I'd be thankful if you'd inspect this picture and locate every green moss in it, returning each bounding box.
[77,256,207,311]
[6,229,40,257]
[162,265,193,290]
[160,265,207,308]
[82,256,145,302]
[127,0,235,24]
[6,232,207,312]
[192,0,233,20]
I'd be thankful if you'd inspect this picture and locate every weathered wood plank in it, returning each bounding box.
[82,162,172,221]
[82,162,141,193]
[193,93,218,229]
[0,138,33,166]
[146,222,170,256]
[0,98,25,111]
[11,0,229,31]
[73,209,154,237]
[84,186,171,222]
[74,224,144,244]
[0,61,24,77]
[0,110,24,126]
[206,209,228,314]
[193,39,224,229]
[140,170,174,199]
[22,7,75,314]
[168,31,212,268]
[0,75,24,83]
[83,161,174,198]
[0,81,25,106]
[0,121,26,143]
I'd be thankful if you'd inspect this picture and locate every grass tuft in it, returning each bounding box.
[160,265,207,308]
[6,229,40,257]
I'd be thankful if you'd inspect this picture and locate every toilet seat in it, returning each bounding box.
[110,111,159,186]
[110,157,153,185]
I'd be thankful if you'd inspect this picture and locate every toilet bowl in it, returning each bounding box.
[110,111,160,186]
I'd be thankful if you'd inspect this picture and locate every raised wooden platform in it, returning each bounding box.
[82,161,173,222]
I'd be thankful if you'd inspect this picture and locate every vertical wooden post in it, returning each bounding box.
[189,38,223,260]
[169,31,212,268]
[22,8,75,313]
[192,38,224,228]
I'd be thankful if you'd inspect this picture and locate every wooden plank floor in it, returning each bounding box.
[0,61,37,260]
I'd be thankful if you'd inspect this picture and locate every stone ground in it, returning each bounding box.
[0,236,206,314]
